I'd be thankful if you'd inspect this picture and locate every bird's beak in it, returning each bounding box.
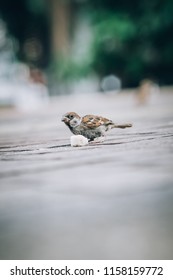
[61,115,68,122]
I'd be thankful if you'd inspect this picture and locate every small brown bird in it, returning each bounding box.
[61,112,132,142]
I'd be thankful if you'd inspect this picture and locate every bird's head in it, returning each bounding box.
[61,112,81,127]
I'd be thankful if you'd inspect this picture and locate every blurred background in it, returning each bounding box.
[0,0,173,106]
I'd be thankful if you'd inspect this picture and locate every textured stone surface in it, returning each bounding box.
[0,89,173,259]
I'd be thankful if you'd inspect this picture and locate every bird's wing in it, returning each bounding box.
[82,115,113,128]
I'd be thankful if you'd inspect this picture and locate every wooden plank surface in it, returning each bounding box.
[0,88,173,259]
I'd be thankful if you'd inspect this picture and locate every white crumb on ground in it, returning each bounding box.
[70,135,88,147]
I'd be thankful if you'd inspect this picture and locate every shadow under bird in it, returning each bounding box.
[61,112,132,142]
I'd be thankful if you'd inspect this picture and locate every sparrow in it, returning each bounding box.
[61,112,132,142]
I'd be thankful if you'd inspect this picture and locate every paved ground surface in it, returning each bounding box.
[0,88,173,259]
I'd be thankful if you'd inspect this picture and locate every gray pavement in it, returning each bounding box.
[0,88,173,259]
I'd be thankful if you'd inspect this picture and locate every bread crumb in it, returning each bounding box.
[70,135,88,147]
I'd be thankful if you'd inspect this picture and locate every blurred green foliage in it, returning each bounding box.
[0,0,173,87]
[87,0,173,86]
[53,0,173,87]
[0,0,49,67]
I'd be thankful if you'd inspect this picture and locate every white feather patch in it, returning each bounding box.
[70,135,88,147]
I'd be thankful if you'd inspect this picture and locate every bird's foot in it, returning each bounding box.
[89,136,105,144]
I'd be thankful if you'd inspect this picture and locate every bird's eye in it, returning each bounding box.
[69,115,73,119]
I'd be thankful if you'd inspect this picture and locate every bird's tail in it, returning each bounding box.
[113,123,132,129]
